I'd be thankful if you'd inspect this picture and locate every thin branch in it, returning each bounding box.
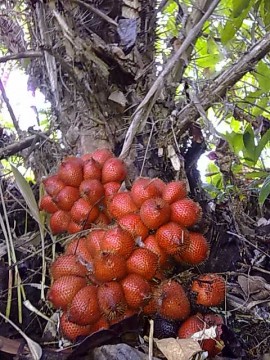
[0,51,42,63]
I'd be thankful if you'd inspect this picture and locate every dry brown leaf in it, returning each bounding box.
[238,275,270,300]
[155,337,202,360]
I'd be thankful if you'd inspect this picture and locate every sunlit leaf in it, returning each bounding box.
[255,61,270,91]
[232,0,251,18]
[259,175,270,206]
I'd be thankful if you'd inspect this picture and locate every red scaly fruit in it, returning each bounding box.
[97,282,127,321]
[103,181,121,198]
[65,237,93,265]
[191,274,226,307]
[94,212,111,226]
[158,280,190,321]
[90,316,109,333]
[50,254,88,280]
[126,248,158,280]
[170,198,202,227]
[151,178,166,194]
[121,274,151,309]
[67,221,84,234]
[91,148,114,166]
[58,157,83,187]
[50,210,70,234]
[118,213,149,240]
[93,251,127,282]
[100,226,135,259]
[101,158,127,184]
[83,158,102,180]
[130,177,161,207]
[39,195,58,213]
[107,192,138,219]
[143,235,168,267]
[81,153,93,162]
[177,313,205,338]
[43,175,65,197]
[85,229,106,258]
[155,222,190,255]
[69,285,101,325]
[47,275,86,310]
[162,181,187,204]
[174,232,209,265]
[109,308,136,325]
[79,179,104,204]
[54,186,80,211]
[142,284,159,315]
[70,198,99,225]
[140,197,171,229]
[60,312,92,341]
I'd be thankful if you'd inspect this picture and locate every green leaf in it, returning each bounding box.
[232,0,251,18]
[255,129,270,161]
[255,61,270,91]
[245,171,269,179]
[10,164,41,223]
[259,175,270,206]
[243,125,256,162]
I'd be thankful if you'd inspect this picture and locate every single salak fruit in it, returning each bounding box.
[85,229,106,258]
[43,175,65,197]
[39,195,58,213]
[47,275,86,310]
[50,254,88,280]
[58,157,83,187]
[140,197,171,229]
[103,181,121,198]
[162,181,187,204]
[65,237,93,265]
[69,285,101,325]
[121,273,151,309]
[100,226,135,259]
[118,213,149,240]
[67,221,84,234]
[101,158,127,184]
[93,251,127,282]
[70,198,99,225]
[54,186,80,211]
[91,148,114,166]
[83,158,102,180]
[191,273,225,307]
[50,210,70,234]
[177,313,205,338]
[174,232,209,265]
[79,179,104,204]
[130,177,161,207]
[126,248,158,280]
[155,221,190,255]
[94,212,111,226]
[143,235,168,267]
[170,198,202,227]
[107,192,138,219]
[60,312,92,341]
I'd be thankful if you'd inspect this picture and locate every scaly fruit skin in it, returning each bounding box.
[47,275,87,310]
[58,158,83,187]
[174,232,209,265]
[158,280,190,321]
[83,158,102,180]
[108,192,138,219]
[118,213,149,240]
[43,175,65,197]
[60,312,92,341]
[79,179,104,205]
[126,248,158,280]
[90,316,109,333]
[85,230,106,258]
[39,195,58,213]
[143,235,168,267]
[94,212,111,226]
[177,313,204,338]
[50,254,88,280]
[91,148,114,166]
[140,197,171,230]
[130,177,161,207]
[93,251,127,282]
[100,226,135,259]
[162,181,187,204]
[156,222,190,255]
[109,308,136,325]
[170,198,201,227]
[121,274,151,309]
[69,285,101,325]
[65,237,93,265]
[102,158,127,184]
[70,198,99,225]
[191,274,225,307]
[97,282,127,321]
[54,186,80,211]
[103,182,121,197]
[67,221,84,234]
[50,210,70,234]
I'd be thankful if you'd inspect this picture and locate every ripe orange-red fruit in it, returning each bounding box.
[90,316,109,333]
[65,237,93,265]
[191,274,225,307]
[121,274,151,309]
[83,158,102,180]
[50,210,70,234]
[142,284,159,315]
[54,186,80,211]
[177,313,205,338]
[143,235,168,267]
[109,308,136,325]
[162,181,187,204]
[103,181,121,198]
[58,157,83,187]
[50,254,88,280]
[100,226,135,259]
[69,285,101,325]
[118,213,149,240]
[107,192,138,219]
[94,212,111,226]
[60,312,91,341]
[39,195,58,213]
[158,280,190,321]
[174,232,209,265]
[126,248,158,280]
[170,198,201,227]
[47,275,86,310]
[67,221,84,234]
[97,282,127,321]
[43,175,65,197]
[79,179,104,204]
[130,177,161,207]
[93,251,127,282]
[156,222,189,255]
[140,197,171,230]
[85,229,106,258]
[101,158,127,184]
[91,148,114,166]
[70,198,99,225]
[151,178,166,194]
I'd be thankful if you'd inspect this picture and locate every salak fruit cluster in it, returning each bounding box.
[40,149,225,352]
